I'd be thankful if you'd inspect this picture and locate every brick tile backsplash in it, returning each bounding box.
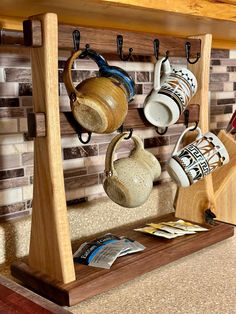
[0,48,235,220]
[19,83,32,96]
[211,49,229,58]
[0,168,24,180]
[5,68,32,82]
[63,145,98,160]
[0,98,19,107]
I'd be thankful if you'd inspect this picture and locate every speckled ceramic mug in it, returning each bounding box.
[103,133,161,208]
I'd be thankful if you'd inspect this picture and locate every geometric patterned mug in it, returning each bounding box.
[144,58,197,128]
[167,126,230,187]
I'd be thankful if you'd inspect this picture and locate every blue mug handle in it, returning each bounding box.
[85,49,135,101]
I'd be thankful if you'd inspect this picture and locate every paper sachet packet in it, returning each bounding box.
[134,226,179,239]
[73,234,125,269]
[148,223,196,235]
[118,237,146,257]
[162,220,208,232]
[73,234,145,269]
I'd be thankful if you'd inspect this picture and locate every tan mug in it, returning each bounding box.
[103,133,161,208]
[63,49,135,134]
[167,126,230,187]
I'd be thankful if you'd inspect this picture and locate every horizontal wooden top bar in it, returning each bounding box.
[1,22,201,57]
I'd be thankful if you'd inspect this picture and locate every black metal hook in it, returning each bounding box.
[79,43,90,59]
[155,127,168,135]
[124,128,133,140]
[162,50,169,63]
[73,30,80,51]
[153,39,169,62]
[117,35,133,61]
[78,132,92,144]
[184,109,198,131]
[184,109,190,128]
[190,121,199,131]
[64,112,92,145]
[185,42,200,64]
[117,125,133,139]
[153,39,160,60]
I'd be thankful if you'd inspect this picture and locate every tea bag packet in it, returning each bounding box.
[73,234,145,269]
[148,223,195,235]
[118,237,146,257]
[73,234,125,269]
[163,220,208,232]
[134,226,179,239]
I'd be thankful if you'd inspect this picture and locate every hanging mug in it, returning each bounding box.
[103,133,161,208]
[144,57,198,128]
[167,126,230,187]
[63,49,135,134]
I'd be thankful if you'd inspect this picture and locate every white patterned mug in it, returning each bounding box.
[167,126,230,187]
[144,57,198,128]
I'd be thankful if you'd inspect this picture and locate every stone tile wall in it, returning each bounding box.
[0,48,235,221]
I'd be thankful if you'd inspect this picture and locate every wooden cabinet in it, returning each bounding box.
[1,0,236,48]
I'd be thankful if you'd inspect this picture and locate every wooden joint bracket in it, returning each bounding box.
[23,20,42,47]
[27,112,46,138]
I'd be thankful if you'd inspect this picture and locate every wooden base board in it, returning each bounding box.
[11,213,234,307]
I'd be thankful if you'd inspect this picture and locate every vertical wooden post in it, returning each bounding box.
[28,13,76,283]
[212,130,236,224]
[175,34,215,224]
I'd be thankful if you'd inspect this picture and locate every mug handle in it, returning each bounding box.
[153,57,171,91]
[172,126,202,156]
[63,50,84,101]
[105,133,144,176]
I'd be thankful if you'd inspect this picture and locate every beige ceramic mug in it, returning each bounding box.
[103,133,161,208]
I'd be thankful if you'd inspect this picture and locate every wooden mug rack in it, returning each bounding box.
[3,13,233,306]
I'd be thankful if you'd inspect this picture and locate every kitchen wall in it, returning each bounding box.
[0,48,235,222]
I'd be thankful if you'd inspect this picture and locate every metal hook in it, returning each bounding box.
[78,132,92,144]
[64,112,92,145]
[190,121,199,131]
[153,39,169,62]
[72,30,80,51]
[79,43,90,59]
[184,109,190,128]
[117,35,133,61]
[153,39,160,60]
[155,127,168,135]
[185,42,200,64]
[124,128,133,140]
[163,50,169,63]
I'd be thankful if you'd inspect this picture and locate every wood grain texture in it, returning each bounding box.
[27,13,75,283]
[175,34,216,224]
[11,213,234,306]
[1,1,236,48]
[212,130,236,224]
[102,0,236,22]
[1,24,201,57]
[0,275,71,314]
[23,19,42,47]
[27,104,200,138]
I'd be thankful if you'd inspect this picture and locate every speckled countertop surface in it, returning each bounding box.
[66,229,236,314]
[0,182,235,313]
[0,227,235,313]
